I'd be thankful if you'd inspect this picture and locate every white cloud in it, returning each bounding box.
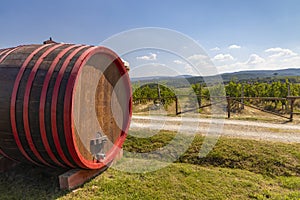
[210,47,220,51]
[172,55,213,76]
[184,64,196,75]
[228,44,241,49]
[188,54,208,61]
[136,53,157,61]
[265,47,297,58]
[246,54,265,65]
[185,54,217,76]
[129,63,175,78]
[173,60,185,65]
[187,54,213,68]
[213,53,234,62]
[216,51,300,74]
[173,58,198,75]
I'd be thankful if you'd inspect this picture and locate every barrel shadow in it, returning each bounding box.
[0,162,103,199]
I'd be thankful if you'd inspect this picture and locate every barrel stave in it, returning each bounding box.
[0,44,131,169]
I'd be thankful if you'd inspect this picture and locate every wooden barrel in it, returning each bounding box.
[0,44,132,169]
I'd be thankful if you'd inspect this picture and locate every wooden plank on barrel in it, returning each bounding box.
[59,167,108,190]
[58,148,123,190]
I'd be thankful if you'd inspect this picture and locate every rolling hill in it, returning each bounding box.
[131,68,300,87]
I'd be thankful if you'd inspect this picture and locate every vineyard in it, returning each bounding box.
[132,80,300,120]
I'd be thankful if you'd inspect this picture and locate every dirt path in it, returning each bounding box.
[130,115,300,143]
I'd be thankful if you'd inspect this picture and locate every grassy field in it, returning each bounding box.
[0,131,299,199]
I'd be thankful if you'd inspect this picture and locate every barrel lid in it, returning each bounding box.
[67,47,132,169]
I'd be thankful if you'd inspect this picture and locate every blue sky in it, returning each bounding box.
[1,0,300,76]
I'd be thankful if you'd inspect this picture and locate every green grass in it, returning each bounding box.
[58,163,300,200]
[0,130,299,199]
[125,130,300,177]
[1,162,299,200]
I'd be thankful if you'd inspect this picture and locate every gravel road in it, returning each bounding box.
[130,115,300,143]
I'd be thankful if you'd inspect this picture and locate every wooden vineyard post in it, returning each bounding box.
[226,96,231,118]
[175,96,179,115]
[241,84,244,109]
[199,84,202,108]
[287,84,291,112]
[290,97,295,122]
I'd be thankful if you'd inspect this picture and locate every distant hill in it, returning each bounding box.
[131,75,193,82]
[221,68,300,82]
[131,68,300,87]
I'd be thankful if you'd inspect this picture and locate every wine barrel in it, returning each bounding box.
[0,43,132,169]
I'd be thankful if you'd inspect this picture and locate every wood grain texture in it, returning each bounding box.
[0,44,131,169]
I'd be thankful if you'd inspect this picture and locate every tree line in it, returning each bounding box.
[132,83,176,106]
[133,80,300,112]
[192,80,300,98]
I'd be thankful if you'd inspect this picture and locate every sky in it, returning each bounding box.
[1,0,300,77]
